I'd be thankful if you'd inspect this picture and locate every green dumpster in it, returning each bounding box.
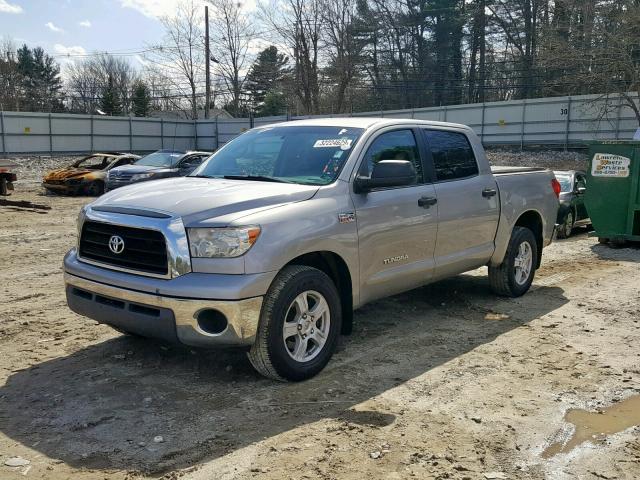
[585,141,640,244]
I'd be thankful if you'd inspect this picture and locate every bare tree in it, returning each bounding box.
[261,0,322,114]
[144,0,205,119]
[0,37,22,110]
[541,0,640,127]
[207,0,256,116]
[66,54,137,114]
[319,0,364,113]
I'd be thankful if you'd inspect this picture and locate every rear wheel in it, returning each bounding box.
[556,211,574,239]
[248,265,342,381]
[489,226,538,297]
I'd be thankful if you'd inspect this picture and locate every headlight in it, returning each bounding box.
[131,173,155,181]
[77,205,88,240]
[188,227,261,258]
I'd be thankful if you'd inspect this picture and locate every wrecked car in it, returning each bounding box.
[42,152,140,196]
[0,159,18,196]
[105,150,212,191]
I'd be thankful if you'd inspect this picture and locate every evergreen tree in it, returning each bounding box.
[131,80,151,117]
[245,46,289,114]
[16,44,64,111]
[100,75,123,116]
[258,91,287,116]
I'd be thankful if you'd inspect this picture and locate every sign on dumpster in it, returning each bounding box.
[591,153,631,178]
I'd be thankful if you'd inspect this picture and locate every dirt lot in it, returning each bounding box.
[1,164,639,480]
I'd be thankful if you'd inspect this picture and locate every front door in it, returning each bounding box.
[574,172,588,221]
[350,128,438,305]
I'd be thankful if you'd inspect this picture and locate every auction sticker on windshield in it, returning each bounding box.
[313,138,353,150]
[591,153,631,177]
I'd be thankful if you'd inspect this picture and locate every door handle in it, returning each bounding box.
[418,196,438,208]
[482,188,497,198]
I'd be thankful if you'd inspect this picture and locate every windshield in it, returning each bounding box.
[135,151,184,168]
[192,126,364,185]
[555,174,572,192]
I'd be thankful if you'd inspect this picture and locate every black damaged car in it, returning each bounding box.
[106,149,212,190]
[554,170,591,238]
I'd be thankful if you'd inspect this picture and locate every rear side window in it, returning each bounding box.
[423,130,478,181]
[360,129,422,183]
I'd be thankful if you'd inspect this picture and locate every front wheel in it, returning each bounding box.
[86,180,104,196]
[248,265,342,381]
[0,177,8,196]
[556,211,574,239]
[489,226,538,297]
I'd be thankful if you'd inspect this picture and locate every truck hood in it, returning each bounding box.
[93,176,320,224]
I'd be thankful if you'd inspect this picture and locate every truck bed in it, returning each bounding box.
[491,165,548,175]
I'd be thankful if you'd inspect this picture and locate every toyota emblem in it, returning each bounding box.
[108,235,125,254]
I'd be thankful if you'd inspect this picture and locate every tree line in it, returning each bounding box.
[1,0,639,123]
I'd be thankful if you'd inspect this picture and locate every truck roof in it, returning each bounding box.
[265,117,471,131]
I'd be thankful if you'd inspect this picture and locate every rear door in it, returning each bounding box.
[350,127,438,304]
[421,129,499,277]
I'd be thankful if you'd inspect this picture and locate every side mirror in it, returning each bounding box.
[576,186,586,195]
[354,160,416,193]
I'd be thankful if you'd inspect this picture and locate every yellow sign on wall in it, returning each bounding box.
[24,127,31,134]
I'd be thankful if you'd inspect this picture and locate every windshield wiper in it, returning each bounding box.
[222,175,291,183]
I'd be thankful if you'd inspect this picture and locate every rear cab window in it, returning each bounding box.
[423,130,479,181]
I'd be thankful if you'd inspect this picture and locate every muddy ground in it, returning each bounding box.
[1,162,639,480]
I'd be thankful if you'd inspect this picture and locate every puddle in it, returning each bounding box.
[542,394,640,458]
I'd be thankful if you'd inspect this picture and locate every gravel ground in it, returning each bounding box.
[2,151,639,480]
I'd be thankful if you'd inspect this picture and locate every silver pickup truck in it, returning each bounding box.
[64,118,560,381]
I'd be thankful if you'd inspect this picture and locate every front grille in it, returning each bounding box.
[107,172,135,188]
[79,220,168,276]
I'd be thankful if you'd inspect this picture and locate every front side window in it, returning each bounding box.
[424,130,478,181]
[575,174,587,190]
[359,129,421,183]
[110,157,135,169]
[75,155,111,170]
[193,126,363,185]
[179,155,206,170]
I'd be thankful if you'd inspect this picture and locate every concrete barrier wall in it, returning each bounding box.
[1,93,637,155]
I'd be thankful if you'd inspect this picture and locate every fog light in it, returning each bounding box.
[196,309,228,335]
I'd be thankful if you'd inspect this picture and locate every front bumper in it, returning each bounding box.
[42,182,83,194]
[65,272,263,347]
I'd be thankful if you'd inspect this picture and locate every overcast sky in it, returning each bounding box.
[0,0,258,69]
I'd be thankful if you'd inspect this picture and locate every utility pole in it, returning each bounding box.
[204,5,211,119]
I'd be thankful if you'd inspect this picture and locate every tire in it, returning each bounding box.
[248,265,342,381]
[556,210,574,239]
[598,237,609,244]
[86,180,104,196]
[0,177,7,196]
[489,226,538,297]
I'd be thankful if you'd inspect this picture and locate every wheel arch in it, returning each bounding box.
[514,210,544,269]
[283,251,354,335]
